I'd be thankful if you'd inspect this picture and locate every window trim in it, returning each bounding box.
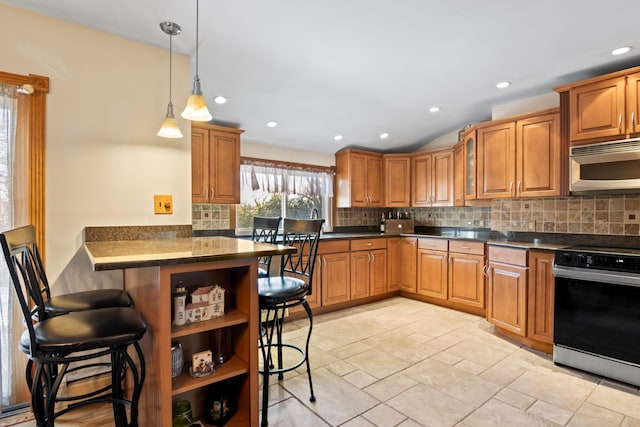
[0,71,49,262]
[236,157,334,235]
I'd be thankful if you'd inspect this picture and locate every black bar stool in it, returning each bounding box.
[252,216,282,278]
[1,226,147,427]
[10,225,133,317]
[258,218,323,427]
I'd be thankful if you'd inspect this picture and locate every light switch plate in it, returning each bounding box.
[154,195,173,214]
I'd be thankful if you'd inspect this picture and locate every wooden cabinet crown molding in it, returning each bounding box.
[553,65,640,93]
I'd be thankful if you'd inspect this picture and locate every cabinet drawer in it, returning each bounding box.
[318,239,350,254]
[488,245,527,266]
[351,238,387,251]
[418,237,448,251]
[449,240,485,256]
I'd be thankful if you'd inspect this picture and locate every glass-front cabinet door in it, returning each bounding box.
[463,128,477,200]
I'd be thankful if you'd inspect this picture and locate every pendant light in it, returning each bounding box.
[157,21,183,138]
[181,0,213,122]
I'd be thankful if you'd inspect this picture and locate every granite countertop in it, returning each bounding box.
[84,236,295,271]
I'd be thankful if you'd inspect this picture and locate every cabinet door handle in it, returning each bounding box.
[632,112,636,130]
[509,181,513,195]
[366,242,373,246]
[619,114,623,132]
[460,246,471,249]
[368,253,373,263]
[211,188,215,199]
[517,181,522,195]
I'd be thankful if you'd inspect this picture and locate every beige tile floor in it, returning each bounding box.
[260,297,640,427]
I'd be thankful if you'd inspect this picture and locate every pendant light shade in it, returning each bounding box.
[182,0,212,122]
[158,21,183,139]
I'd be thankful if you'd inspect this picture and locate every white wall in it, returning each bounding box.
[242,140,334,166]
[1,4,192,282]
[492,92,559,119]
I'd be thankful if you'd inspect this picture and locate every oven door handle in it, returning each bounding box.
[554,265,640,288]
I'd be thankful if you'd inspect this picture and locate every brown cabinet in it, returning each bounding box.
[191,123,242,204]
[453,142,464,206]
[486,246,528,336]
[124,258,258,426]
[320,241,351,306]
[411,150,454,207]
[565,71,640,144]
[335,149,383,207]
[463,128,478,201]
[388,237,417,293]
[384,155,411,207]
[351,239,387,299]
[417,238,448,299]
[477,109,561,199]
[527,250,555,344]
[448,240,485,309]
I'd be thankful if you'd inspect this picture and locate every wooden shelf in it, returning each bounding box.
[172,356,248,396]
[171,309,249,338]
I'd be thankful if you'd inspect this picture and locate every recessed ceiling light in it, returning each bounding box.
[612,46,632,56]
[496,81,511,89]
[429,106,441,113]
[213,95,227,104]
[380,132,389,140]
[334,134,343,141]
[267,121,278,127]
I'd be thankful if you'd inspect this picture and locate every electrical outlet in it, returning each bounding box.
[528,220,536,231]
[154,195,173,214]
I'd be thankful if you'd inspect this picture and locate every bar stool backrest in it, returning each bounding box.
[252,216,282,275]
[0,225,49,355]
[280,219,324,296]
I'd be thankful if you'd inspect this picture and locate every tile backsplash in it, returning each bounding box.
[194,194,640,236]
[192,204,230,230]
[491,195,640,236]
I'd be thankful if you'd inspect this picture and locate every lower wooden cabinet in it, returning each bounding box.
[350,238,388,300]
[417,241,448,299]
[486,246,528,336]
[448,241,485,309]
[388,237,417,293]
[527,250,555,344]
[321,251,351,306]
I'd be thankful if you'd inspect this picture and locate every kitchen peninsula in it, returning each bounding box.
[84,234,295,427]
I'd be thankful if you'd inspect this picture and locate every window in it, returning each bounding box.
[236,161,333,234]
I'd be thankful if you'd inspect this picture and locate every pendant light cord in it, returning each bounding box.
[169,32,173,103]
[195,0,199,79]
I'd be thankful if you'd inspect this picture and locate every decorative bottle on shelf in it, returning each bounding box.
[172,282,188,326]
[380,213,386,232]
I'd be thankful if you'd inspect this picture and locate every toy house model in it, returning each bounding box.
[185,285,225,324]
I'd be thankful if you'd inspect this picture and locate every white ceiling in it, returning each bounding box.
[5,0,640,154]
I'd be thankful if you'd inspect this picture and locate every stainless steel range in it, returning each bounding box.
[553,246,640,386]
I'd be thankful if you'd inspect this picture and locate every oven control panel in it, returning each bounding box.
[555,248,640,274]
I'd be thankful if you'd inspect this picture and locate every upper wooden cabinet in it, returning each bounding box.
[191,123,242,204]
[336,149,384,208]
[462,128,478,201]
[477,108,562,199]
[383,154,411,207]
[453,142,464,207]
[411,150,453,207]
[554,68,640,144]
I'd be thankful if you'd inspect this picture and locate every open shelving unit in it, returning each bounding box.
[124,258,259,426]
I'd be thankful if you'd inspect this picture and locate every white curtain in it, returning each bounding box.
[240,163,333,197]
[0,83,17,409]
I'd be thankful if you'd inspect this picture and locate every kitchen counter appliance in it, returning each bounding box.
[553,246,640,386]
[570,138,640,194]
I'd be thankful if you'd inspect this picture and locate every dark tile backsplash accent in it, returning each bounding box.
[84,225,192,242]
